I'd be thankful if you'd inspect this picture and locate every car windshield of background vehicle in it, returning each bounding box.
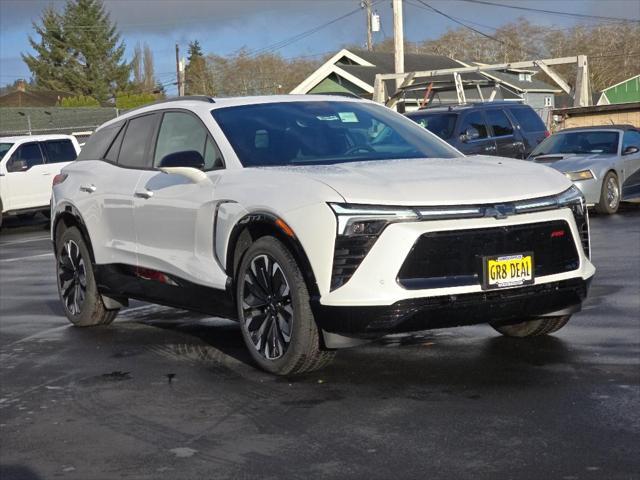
[410,113,458,140]
[0,143,14,160]
[211,101,459,167]
[531,131,620,156]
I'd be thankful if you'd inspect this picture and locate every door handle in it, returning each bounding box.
[134,190,154,199]
[484,145,496,151]
[42,172,52,176]
[79,184,96,193]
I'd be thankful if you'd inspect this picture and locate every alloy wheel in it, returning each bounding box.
[58,240,87,316]
[241,254,293,360]
[606,176,620,210]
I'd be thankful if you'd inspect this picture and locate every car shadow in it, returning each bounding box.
[117,307,575,389]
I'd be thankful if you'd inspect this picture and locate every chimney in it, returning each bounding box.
[16,79,26,92]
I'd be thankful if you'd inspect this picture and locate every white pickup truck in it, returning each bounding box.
[0,134,80,228]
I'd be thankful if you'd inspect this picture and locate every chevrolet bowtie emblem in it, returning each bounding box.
[485,204,515,219]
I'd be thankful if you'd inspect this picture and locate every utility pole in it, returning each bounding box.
[392,0,404,90]
[392,0,404,111]
[175,43,182,96]
[364,0,373,52]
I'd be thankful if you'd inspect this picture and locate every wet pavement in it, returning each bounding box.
[1,208,639,480]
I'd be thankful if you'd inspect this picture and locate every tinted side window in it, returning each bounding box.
[118,114,158,169]
[6,143,44,172]
[459,112,488,139]
[622,130,640,150]
[509,107,545,132]
[486,109,514,137]
[104,124,126,163]
[43,140,77,164]
[154,112,207,167]
[204,137,224,170]
[77,123,122,161]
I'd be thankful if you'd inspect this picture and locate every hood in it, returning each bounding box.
[532,153,617,173]
[281,156,572,205]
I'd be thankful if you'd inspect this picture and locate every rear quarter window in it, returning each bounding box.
[43,140,77,163]
[509,107,546,132]
[76,123,124,161]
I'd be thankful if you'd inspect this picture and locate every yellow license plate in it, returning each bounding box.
[482,253,534,290]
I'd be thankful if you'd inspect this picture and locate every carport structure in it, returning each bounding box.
[375,55,591,111]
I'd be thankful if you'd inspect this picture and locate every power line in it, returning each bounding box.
[245,0,382,57]
[411,0,508,45]
[408,0,545,58]
[456,0,640,23]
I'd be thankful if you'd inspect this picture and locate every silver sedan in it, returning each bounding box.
[529,126,640,214]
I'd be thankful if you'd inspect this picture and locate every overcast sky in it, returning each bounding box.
[1,0,638,95]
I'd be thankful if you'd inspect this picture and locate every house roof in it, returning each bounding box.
[0,89,73,107]
[291,48,559,96]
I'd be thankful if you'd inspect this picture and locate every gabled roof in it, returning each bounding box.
[291,48,560,95]
[0,89,73,107]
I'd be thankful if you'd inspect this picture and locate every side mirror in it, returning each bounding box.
[158,150,208,183]
[158,150,205,169]
[460,127,480,143]
[6,160,28,173]
[623,145,639,156]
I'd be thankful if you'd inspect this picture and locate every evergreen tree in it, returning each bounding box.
[185,40,211,95]
[23,7,69,92]
[22,0,130,102]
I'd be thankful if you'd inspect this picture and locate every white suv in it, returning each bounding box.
[51,96,595,375]
[1,134,80,227]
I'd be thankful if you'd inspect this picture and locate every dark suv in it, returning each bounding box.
[406,102,549,159]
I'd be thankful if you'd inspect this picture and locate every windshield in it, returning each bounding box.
[531,131,619,156]
[211,101,459,167]
[408,113,458,140]
[0,143,14,160]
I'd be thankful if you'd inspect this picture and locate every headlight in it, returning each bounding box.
[556,185,590,257]
[328,203,419,236]
[565,170,594,181]
[328,203,420,290]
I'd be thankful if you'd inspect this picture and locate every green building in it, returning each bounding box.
[597,75,640,105]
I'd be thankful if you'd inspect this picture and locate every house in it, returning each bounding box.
[0,80,73,107]
[597,75,640,105]
[291,49,560,117]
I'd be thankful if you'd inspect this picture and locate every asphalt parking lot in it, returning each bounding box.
[0,208,639,480]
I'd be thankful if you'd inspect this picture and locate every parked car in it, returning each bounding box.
[529,125,640,214]
[51,95,594,375]
[0,134,80,227]
[405,102,549,159]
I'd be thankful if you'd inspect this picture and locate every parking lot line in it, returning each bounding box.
[0,252,54,263]
[0,235,51,247]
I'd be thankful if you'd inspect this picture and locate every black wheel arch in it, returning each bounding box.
[225,212,320,300]
[52,202,95,262]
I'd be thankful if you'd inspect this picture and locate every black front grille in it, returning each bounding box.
[398,221,579,289]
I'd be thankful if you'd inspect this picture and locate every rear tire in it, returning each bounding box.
[56,226,118,327]
[595,171,620,214]
[236,236,334,375]
[492,315,571,337]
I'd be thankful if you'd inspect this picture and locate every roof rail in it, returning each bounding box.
[153,95,216,105]
[309,92,362,99]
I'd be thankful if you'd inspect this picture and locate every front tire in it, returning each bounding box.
[236,236,334,375]
[56,227,118,326]
[595,171,620,214]
[492,315,571,337]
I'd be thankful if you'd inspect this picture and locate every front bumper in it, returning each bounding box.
[314,277,590,336]
[571,178,602,206]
